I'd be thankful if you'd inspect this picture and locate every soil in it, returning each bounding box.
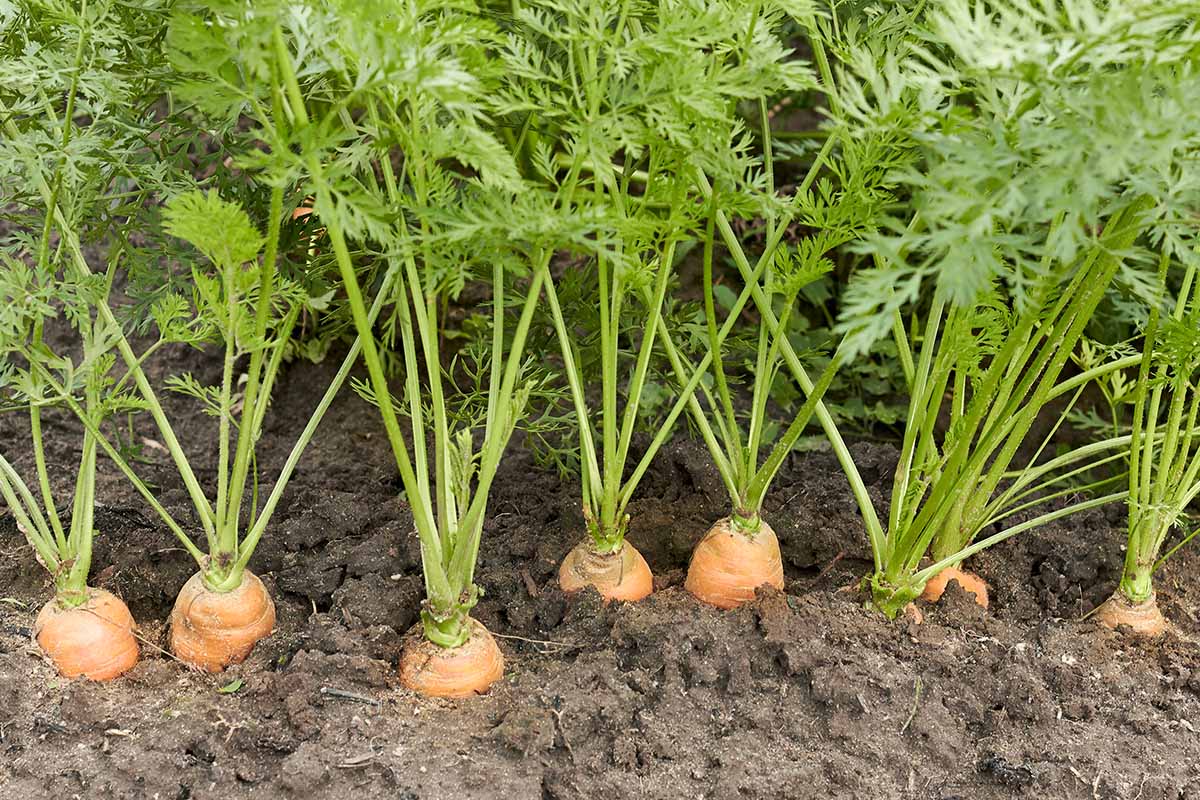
[2,349,1199,800]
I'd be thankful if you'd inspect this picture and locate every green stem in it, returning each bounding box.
[542,275,605,528]
[29,366,207,566]
[745,346,845,511]
[212,256,239,563]
[907,199,1149,575]
[370,123,433,517]
[701,191,743,482]
[698,173,888,568]
[60,388,99,605]
[28,406,67,551]
[315,183,451,608]
[649,304,741,508]
[7,128,219,543]
[0,455,61,572]
[615,236,791,518]
[273,26,453,609]
[449,266,548,588]
[227,269,399,587]
[25,8,91,554]
[224,185,285,560]
[1118,517,1160,603]
[871,490,1127,618]
[614,240,677,481]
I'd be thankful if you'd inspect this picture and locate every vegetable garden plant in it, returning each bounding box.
[1,0,1198,703]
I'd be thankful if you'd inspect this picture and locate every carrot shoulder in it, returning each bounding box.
[400,620,505,698]
[685,517,784,609]
[169,570,276,672]
[1094,589,1166,637]
[35,588,139,681]
[919,566,989,609]
[559,540,653,603]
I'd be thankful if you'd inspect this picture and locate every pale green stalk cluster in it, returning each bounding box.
[1118,252,1200,604]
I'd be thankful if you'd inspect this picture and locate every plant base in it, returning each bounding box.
[1095,590,1166,637]
[685,517,784,609]
[399,618,505,698]
[920,566,989,609]
[34,588,139,681]
[559,539,653,603]
[170,570,276,672]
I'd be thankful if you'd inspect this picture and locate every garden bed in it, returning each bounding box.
[2,352,1198,800]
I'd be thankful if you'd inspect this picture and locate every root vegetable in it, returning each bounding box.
[685,518,783,609]
[919,566,989,609]
[559,540,653,603]
[399,620,504,698]
[169,570,276,672]
[34,589,139,681]
[1095,590,1166,637]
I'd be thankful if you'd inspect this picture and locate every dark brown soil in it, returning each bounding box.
[2,351,1198,800]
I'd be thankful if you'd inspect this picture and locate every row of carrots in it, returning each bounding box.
[29,491,990,692]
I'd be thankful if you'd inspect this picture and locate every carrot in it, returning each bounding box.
[399,619,505,698]
[559,540,653,603]
[1094,590,1166,637]
[685,518,784,609]
[169,570,276,672]
[919,566,989,609]
[34,588,139,681]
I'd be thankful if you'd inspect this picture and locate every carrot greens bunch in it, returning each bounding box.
[496,0,816,601]
[0,265,146,680]
[644,14,912,606]
[819,0,1200,617]
[1096,216,1200,634]
[173,0,570,694]
[3,0,392,672]
[0,0,185,679]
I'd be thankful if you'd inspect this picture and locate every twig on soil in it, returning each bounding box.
[214,711,247,743]
[900,676,922,734]
[492,632,581,655]
[808,550,846,587]
[0,539,31,559]
[550,705,575,763]
[320,686,381,706]
[129,626,186,664]
[520,568,539,598]
[336,751,378,768]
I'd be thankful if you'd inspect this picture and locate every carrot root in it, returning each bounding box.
[399,619,505,698]
[1095,590,1166,637]
[34,588,139,681]
[169,570,276,672]
[919,566,989,609]
[559,539,653,603]
[685,517,784,609]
